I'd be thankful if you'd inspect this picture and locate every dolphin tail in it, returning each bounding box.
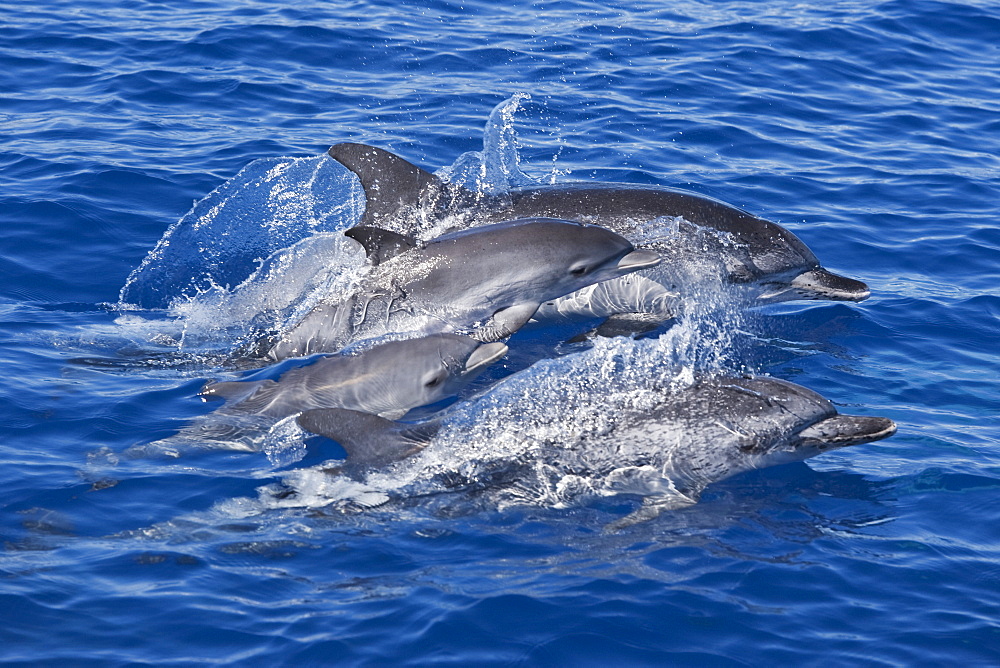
[328,143,451,227]
[789,268,871,302]
[297,408,439,469]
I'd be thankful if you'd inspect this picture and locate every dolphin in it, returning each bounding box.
[324,142,870,333]
[204,333,508,420]
[292,375,896,526]
[262,217,660,360]
[159,333,507,454]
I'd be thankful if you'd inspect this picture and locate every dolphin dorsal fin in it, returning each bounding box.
[297,408,438,469]
[328,142,445,226]
[345,226,420,265]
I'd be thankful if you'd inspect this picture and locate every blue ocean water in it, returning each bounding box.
[2,0,999,664]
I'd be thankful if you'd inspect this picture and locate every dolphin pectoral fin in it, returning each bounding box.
[615,249,661,273]
[473,302,540,341]
[464,341,509,374]
[345,226,420,265]
[297,408,438,469]
[605,492,699,532]
[328,142,446,227]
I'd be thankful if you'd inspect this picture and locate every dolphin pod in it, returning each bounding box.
[326,142,870,334]
[175,130,895,526]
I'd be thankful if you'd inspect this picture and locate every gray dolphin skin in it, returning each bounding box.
[154,333,511,455]
[325,142,870,331]
[294,375,896,526]
[264,217,660,360]
[204,333,508,421]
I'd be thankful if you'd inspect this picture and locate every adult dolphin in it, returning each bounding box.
[262,217,660,360]
[325,142,870,332]
[293,375,895,527]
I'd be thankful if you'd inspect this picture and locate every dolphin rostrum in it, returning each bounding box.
[263,217,660,360]
[325,142,870,333]
[292,375,895,526]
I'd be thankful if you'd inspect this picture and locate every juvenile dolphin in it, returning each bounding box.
[293,375,896,526]
[263,217,660,360]
[324,143,870,332]
[156,333,508,454]
[204,333,508,420]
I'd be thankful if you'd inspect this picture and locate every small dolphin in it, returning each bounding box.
[158,333,508,454]
[204,333,508,421]
[325,143,870,332]
[294,375,895,526]
[264,217,660,360]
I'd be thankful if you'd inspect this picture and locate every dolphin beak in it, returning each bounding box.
[616,249,661,272]
[464,341,508,374]
[788,268,871,302]
[797,415,896,449]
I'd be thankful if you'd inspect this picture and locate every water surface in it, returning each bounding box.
[2,0,999,664]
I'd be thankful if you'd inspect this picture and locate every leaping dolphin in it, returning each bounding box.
[162,333,508,454]
[324,142,870,333]
[293,374,895,527]
[204,333,508,420]
[262,217,660,360]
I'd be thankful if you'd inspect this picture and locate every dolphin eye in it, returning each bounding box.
[424,371,447,388]
[570,265,589,277]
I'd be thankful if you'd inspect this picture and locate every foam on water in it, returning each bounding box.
[119,155,365,309]
[440,93,539,195]
[101,157,373,373]
[102,99,544,367]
